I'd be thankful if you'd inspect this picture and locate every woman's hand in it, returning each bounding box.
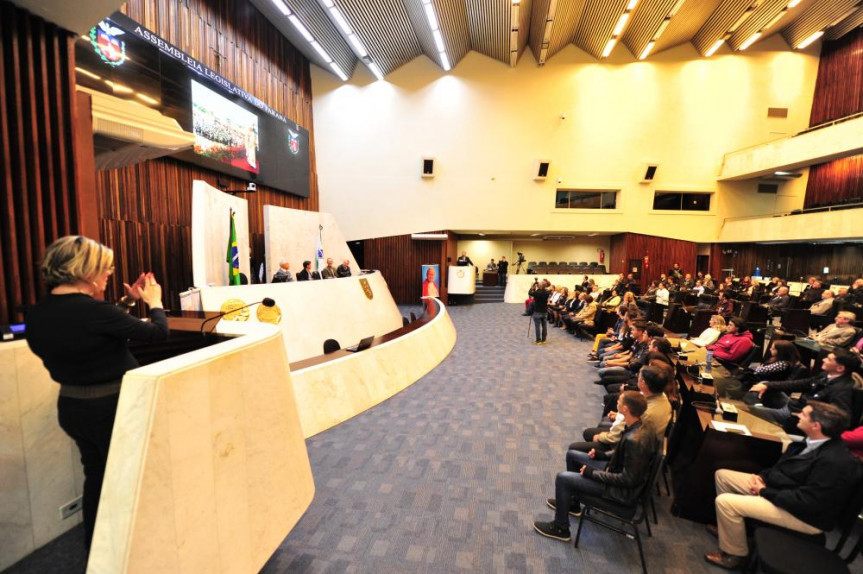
[139,273,164,309]
[123,273,148,300]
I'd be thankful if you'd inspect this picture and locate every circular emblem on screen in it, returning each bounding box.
[288,129,300,156]
[256,303,282,324]
[457,269,465,278]
[89,21,127,68]
[219,299,251,321]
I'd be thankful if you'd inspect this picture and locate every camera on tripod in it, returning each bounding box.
[516,251,526,264]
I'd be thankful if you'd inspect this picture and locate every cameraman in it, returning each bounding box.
[530,279,551,345]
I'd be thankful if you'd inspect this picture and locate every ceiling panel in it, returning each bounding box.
[336,0,421,76]
[465,0,510,65]
[528,0,551,62]
[652,0,723,53]
[548,0,587,60]
[402,0,438,63]
[691,0,754,56]
[825,6,863,40]
[433,0,471,67]
[517,0,535,59]
[782,0,861,47]
[757,0,822,39]
[573,0,627,59]
[285,0,357,79]
[727,0,788,50]
[622,0,679,59]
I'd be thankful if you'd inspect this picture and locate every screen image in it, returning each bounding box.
[191,80,260,174]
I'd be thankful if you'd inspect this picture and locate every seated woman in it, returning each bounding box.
[602,289,621,309]
[590,307,628,353]
[739,340,803,387]
[550,288,574,327]
[686,315,726,348]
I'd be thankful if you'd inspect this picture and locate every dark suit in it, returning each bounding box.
[767,294,790,314]
[336,264,351,278]
[762,372,856,426]
[297,269,320,281]
[760,439,861,531]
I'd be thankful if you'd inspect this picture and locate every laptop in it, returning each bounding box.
[344,336,375,353]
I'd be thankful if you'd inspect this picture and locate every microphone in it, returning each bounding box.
[199,298,276,336]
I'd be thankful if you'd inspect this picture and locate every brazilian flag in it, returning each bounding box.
[226,210,240,285]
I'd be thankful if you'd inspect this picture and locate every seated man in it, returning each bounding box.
[571,365,672,454]
[320,257,338,279]
[271,260,294,283]
[813,311,858,348]
[595,323,652,385]
[704,401,860,569]
[296,260,321,281]
[748,349,860,428]
[808,289,835,316]
[336,259,352,277]
[533,391,658,542]
[485,259,497,271]
[766,286,790,315]
[707,316,753,365]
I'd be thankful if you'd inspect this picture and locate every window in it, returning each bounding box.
[555,189,618,210]
[653,192,711,212]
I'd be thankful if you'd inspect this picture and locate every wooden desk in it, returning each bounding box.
[482,271,498,286]
[668,365,788,524]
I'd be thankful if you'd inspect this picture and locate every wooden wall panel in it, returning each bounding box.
[0,2,79,324]
[362,232,449,305]
[803,155,863,209]
[89,0,319,309]
[809,27,863,127]
[608,233,628,275]
[713,242,863,284]
[621,233,698,290]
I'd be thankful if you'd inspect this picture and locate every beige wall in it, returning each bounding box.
[312,36,820,243]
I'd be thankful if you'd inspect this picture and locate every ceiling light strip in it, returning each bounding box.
[269,0,348,80]
[639,0,687,60]
[510,0,520,67]
[421,0,450,71]
[322,0,384,79]
[739,0,803,52]
[538,0,558,65]
[602,0,639,59]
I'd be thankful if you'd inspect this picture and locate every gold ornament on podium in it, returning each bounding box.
[256,302,282,324]
[219,299,251,321]
[359,278,373,300]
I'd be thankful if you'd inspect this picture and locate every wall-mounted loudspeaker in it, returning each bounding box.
[421,157,435,178]
[640,163,659,183]
[534,160,551,181]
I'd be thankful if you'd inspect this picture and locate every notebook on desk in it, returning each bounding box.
[344,336,375,353]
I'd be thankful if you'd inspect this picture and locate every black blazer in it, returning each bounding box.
[297,269,321,281]
[767,372,856,426]
[586,421,658,504]
[760,439,861,531]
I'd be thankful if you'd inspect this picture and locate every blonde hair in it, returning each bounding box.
[710,315,727,332]
[838,311,857,321]
[40,236,114,288]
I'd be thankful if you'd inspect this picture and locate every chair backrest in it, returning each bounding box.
[402,316,409,327]
[569,262,579,266]
[410,312,417,322]
[596,265,607,273]
[788,362,810,380]
[323,339,341,354]
[738,344,762,369]
[559,261,569,266]
[579,261,588,266]
[528,261,537,267]
[538,261,547,266]
[638,453,666,512]
[780,308,811,336]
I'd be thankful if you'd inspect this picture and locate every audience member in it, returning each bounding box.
[813,311,858,348]
[809,289,835,316]
[687,315,726,348]
[767,286,790,315]
[707,316,753,364]
[533,391,658,542]
[704,401,860,569]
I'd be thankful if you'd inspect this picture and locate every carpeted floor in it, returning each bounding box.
[6,303,861,573]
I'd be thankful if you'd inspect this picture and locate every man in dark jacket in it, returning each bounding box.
[705,401,861,569]
[533,391,658,542]
[749,350,860,427]
[530,279,551,345]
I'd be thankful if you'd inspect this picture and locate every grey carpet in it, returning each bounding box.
[6,303,862,573]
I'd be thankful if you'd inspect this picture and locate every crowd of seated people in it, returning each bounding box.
[521,269,863,570]
[271,257,353,282]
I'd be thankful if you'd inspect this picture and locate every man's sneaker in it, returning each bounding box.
[546,498,582,518]
[534,340,542,345]
[533,520,571,542]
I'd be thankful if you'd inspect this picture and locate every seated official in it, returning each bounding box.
[485,259,497,271]
[533,391,658,542]
[687,315,726,348]
[707,316,753,364]
[704,401,861,570]
[336,259,352,278]
[748,350,860,428]
[808,289,835,316]
[813,311,858,348]
[571,366,672,454]
[271,260,294,283]
[296,260,321,281]
[320,258,338,279]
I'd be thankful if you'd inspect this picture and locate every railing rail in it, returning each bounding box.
[723,201,863,223]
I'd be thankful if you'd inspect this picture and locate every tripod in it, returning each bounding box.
[515,259,526,274]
